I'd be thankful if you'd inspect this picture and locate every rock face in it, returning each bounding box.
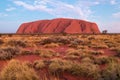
[16,18,100,34]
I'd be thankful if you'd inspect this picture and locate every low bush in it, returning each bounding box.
[94,56,110,65]
[3,47,20,55]
[40,37,70,45]
[33,60,46,70]
[0,51,13,60]
[88,36,95,40]
[65,49,81,59]
[20,49,33,55]
[81,57,94,63]
[49,59,72,74]
[7,39,26,47]
[94,56,118,65]
[68,39,83,48]
[91,44,108,49]
[106,42,117,48]
[43,43,59,48]
[55,37,70,44]
[80,53,94,60]
[0,47,20,60]
[90,50,104,55]
[49,58,100,79]
[66,49,81,56]
[38,49,59,58]
[70,62,100,79]
[99,62,120,80]
[0,59,39,80]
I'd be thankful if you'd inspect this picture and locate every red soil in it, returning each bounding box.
[63,73,93,80]
[102,49,117,56]
[0,60,8,71]
[14,55,40,62]
[52,45,69,54]
[16,18,100,34]
[0,45,118,80]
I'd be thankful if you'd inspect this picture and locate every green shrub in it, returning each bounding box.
[0,59,39,80]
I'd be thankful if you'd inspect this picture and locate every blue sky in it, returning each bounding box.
[0,0,120,33]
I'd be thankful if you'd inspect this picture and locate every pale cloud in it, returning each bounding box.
[110,0,117,5]
[6,7,16,11]
[113,12,120,18]
[91,0,118,5]
[14,1,36,10]
[13,0,100,20]
[0,13,8,17]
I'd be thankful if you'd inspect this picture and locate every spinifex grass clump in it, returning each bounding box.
[43,43,59,48]
[99,62,120,80]
[0,47,20,60]
[7,39,27,47]
[20,49,33,55]
[48,58,72,75]
[65,49,81,59]
[0,59,39,80]
[33,60,46,70]
[34,49,59,58]
[69,62,100,79]
[39,36,70,45]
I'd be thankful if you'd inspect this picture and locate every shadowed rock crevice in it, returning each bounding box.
[16,18,100,34]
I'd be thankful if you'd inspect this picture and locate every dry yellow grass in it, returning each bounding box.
[0,59,39,80]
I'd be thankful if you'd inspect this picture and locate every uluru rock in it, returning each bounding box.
[16,18,100,34]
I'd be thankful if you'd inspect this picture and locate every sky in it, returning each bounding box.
[0,0,120,33]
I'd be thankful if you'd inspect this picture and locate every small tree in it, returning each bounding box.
[102,30,107,34]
